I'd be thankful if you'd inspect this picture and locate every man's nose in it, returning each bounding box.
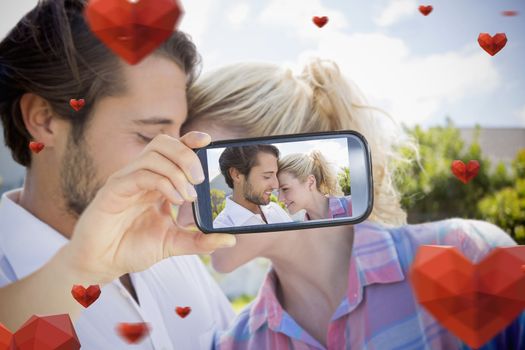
[271,177,279,189]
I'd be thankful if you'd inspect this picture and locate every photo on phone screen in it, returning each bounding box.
[192,130,373,234]
[207,138,351,228]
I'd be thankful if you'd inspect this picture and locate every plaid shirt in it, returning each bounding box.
[214,218,525,349]
[305,196,353,220]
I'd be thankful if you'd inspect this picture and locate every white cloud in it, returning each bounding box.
[258,0,349,40]
[374,0,417,27]
[287,31,501,125]
[227,2,250,27]
[178,0,215,46]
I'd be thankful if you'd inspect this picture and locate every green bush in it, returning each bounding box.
[394,119,521,243]
[478,150,525,244]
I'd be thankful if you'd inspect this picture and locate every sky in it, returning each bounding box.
[207,138,348,179]
[0,0,524,129]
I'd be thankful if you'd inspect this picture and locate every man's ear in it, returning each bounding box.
[229,168,243,185]
[19,93,63,147]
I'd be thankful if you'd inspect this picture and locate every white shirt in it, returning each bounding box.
[213,196,293,228]
[0,189,234,350]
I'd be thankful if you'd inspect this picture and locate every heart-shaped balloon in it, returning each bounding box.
[0,314,80,350]
[71,284,101,308]
[502,10,518,16]
[85,0,183,65]
[28,141,45,154]
[451,160,479,184]
[418,5,433,16]
[69,99,85,112]
[312,16,328,28]
[0,323,14,350]
[116,323,149,344]
[175,306,191,318]
[410,245,525,349]
[478,33,507,56]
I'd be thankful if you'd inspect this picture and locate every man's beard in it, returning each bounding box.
[60,133,104,218]
[242,178,271,206]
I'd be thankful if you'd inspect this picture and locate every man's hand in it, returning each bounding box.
[63,131,236,284]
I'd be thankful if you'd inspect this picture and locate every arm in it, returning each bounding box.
[0,132,236,330]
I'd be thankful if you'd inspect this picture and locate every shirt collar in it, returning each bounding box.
[247,220,405,333]
[328,196,346,217]
[0,189,69,280]
[223,196,263,226]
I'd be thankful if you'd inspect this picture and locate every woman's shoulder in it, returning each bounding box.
[214,301,265,349]
[380,218,517,263]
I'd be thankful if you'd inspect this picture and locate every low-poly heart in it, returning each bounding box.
[312,16,328,28]
[116,323,149,344]
[71,284,101,308]
[0,314,80,350]
[478,33,507,56]
[28,141,45,154]
[451,160,479,184]
[0,323,14,350]
[418,5,433,16]
[69,99,85,112]
[410,245,525,349]
[85,0,183,65]
[175,306,191,318]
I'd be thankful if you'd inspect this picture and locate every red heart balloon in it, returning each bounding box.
[0,315,80,350]
[69,99,85,112]
[418,5,433,16]
[451,160,479,184]
[116,323,149,344]
[175,306,191,318]
[312,16,328,28]
[85,0,183,65]
[502,10,518,17]
[0,323,14,350]
[28,141,45,154]
[478,33,507,56]
[410,245,525,349]
[71,284,101,308]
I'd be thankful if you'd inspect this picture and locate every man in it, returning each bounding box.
[213,145,293,228]
[0,1,236,349]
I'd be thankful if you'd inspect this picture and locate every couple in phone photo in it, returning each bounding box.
[212,145,353,228]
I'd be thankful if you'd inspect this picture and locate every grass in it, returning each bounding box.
[231,294,255,314]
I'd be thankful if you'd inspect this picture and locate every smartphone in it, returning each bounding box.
[192,130,374,234]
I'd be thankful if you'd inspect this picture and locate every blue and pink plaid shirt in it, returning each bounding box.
[305,195,352,221]
[214,218,525,349]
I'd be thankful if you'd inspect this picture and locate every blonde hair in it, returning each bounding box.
[187,58,419,227]
[278,151,343,196]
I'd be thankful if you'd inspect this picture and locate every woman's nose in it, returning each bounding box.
[278,191,285,202]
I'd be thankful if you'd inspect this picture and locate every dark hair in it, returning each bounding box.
[0,0,200,166]
[219,145,280,189]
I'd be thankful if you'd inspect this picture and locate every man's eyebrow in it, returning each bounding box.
[132,117,175,125]
[263,171,275,174]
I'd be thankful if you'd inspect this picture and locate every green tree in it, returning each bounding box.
[393,119,512,223]
[337,167,351,195]
[478,149,525,244]
[211,189,226,220]
[270,193,286,209]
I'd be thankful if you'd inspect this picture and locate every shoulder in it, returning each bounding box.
[214,303,258,349]
[387,218,516,264]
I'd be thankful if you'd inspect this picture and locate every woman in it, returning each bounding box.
[277,151,352,221]
[179,58,524,349]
